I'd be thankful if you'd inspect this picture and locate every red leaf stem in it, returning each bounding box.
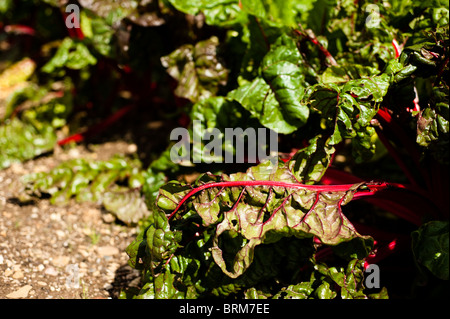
[294,29,338,66]
[3,24,36,36]
[391,39,401,59]
[61,10,84,40]
[321,168,437,225]
[375,125,420,187]
[57,104,135,146]
[364,236,411,267]
[376,107,430,189]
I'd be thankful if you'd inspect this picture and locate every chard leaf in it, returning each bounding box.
[21,156,147,224]
[0,118,56,169]
[102,189,150,225]
[315,259,367,299]
[412,220,449,280]
[42,37,97,73]
[240,0,299,27]
[303,74,390,162]
[157,160,373,278]
[133,269,186,299]
[126,209,182,271]
[189,96,262,164]
[0,58,37,121]
[417,85,449,164]
[161,36,228,103]
[228,77,298,134]
[272,279,315,299]
[167,0,244,26]
[287,136,334,184]
[0,57,36,95]
[228,34,309,134]
[274,257,387,299]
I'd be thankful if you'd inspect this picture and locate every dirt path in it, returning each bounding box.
[0,141,142,299]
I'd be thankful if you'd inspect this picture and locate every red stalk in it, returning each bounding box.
[294,29,338,66]
[322,168,438,225]
[376,108,431,190]
[375,125,420,187]
[3,24,36,36]
[364,236,410,266]
[57,104,135,146]
[61,10,84,40]
[391,39,401,59]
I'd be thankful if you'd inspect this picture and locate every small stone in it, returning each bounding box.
[44,266,58,276]
[127,144,137,153]
[50,213,60,221]
[101,212,116,224]
[55,230,66,238]
[68,148,80,158]
[10,163,26,175]
[6,285,33,298]
[4,268,13,276]
[12,269,24,279]
[52,256,70,267]
[97,246,119,257]
[103,283,113,290]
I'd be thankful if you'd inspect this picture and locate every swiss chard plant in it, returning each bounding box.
[1,0,448,299]
[123,0,449,299]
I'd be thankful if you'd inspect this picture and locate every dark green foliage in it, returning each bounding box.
[2,0,448,299]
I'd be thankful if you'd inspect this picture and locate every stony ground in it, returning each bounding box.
[0,141,143,299]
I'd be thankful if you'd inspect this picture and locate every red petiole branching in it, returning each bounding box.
[167,180,392,220]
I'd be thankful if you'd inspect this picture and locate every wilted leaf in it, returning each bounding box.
[103,189,150,225]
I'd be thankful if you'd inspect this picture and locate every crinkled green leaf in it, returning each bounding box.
[0,58,36,92]
[272,277,315,299]
[412,220,449,280]
[260,34,309,125]
[272,257,386,299]
[303,74,390,162]
[102,189,150,225]
[126,208,182,273]
[239,0,299,27]
[228,34,311,134]
[42,38,97,73]
[157,159,372,278]
[22,156,148,224]
[417,85,449,164]
[288,136,334,184]
[161,36,228,102]
[168,0,244,26]
[228,77,298,134]
[315,259,368,299]
[0,118,56,169]
[133,269,185,299]
[189,96,262,164]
